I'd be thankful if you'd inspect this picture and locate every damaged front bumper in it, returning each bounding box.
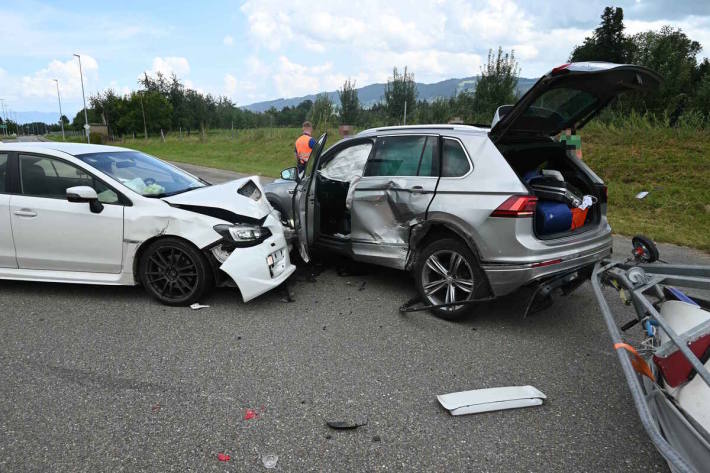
[211,214,296,302]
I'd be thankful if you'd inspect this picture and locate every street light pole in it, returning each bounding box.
[74,53,90,144]
[53,79,65,140]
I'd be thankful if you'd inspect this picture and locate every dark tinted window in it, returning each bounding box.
[0,154,7,192]
[19,154,119,203]
[441,139,470,177]
[527,87,597,124]
[365,135,428,177]
[417,137,440,177]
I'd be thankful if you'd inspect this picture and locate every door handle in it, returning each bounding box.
[14,209,37,218]
[411,186,425,194]
[288,189,295,195]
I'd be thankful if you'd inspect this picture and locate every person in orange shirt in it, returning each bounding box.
[295,121,317,174]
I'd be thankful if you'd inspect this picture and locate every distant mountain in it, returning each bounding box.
[243,76,538,112]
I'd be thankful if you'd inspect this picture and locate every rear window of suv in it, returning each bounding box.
[441,139,470,177]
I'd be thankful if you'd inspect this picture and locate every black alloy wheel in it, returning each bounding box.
[139,237,212,306]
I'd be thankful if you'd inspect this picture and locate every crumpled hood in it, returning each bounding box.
[162,176,272,222]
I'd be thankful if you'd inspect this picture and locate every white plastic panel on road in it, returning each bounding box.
[437,385,546,416]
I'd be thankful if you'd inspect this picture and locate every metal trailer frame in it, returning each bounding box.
[591,260,710,473]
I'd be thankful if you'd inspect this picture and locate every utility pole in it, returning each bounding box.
[139,92,148,140]
[53,79,65,140]
[74,53,90,143]
[403,100,407,126]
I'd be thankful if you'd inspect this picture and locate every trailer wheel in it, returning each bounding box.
[631,235,659,263]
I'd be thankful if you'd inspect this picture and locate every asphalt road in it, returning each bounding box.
[1,163,709,472]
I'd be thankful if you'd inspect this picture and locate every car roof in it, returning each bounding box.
[0,141,132,156]
[356,124,489,137]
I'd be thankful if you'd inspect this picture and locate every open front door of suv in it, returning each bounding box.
[292,133,327,263]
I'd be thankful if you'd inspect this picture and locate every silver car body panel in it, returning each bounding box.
[265,125,612,297]
[267,59,661,299]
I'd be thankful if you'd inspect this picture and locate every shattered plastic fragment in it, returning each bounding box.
[635,191,649,199]
[326,418,368,430]
[262,454,278,469]
[244,408,258,420]
[217,453,231,462]
[190,303,210,310]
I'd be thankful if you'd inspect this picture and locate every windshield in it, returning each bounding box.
[76,150,207,197]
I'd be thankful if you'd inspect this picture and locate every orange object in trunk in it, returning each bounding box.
[570,207,588,230]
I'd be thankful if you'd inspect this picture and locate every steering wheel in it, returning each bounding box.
[144,178,156,186]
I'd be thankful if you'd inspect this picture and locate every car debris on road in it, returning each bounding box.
[437,385,547,416]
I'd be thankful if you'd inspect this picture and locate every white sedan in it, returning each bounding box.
[0,142,295,305]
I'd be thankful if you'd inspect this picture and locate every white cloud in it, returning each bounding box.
[272,56,324,96]
[223,35,234,46]
[15,55,99,100]
[224,73,238,95]
[147,56,190,78]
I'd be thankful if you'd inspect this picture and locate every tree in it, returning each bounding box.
[695,73,710,116]
[570,7,632,63]
[629,26,702,113]
[473,47,519,121]
[60,115,69,126]
[310,93,334,130]
[338,79,360,125]
[383,66,417,124]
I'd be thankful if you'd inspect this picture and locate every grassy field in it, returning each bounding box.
[50,125,709,251]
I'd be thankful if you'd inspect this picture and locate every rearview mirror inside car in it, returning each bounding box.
[66,186,104,214]
[281,167,297,181]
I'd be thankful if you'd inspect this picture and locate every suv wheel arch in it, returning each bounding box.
[407,221,493,298]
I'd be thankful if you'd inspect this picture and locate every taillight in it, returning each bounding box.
[551,63,571,74]
[491,195,538,218]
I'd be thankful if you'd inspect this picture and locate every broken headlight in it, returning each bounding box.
[213,223,271,246]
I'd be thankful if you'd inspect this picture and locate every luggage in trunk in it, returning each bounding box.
[535,201,572,235]
[524,171,583,208]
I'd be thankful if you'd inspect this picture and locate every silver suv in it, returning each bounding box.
[265,62,660,319]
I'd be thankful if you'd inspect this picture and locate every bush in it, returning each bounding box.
[89,132,104,144]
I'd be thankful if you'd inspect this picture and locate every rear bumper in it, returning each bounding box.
[481,240,612,297]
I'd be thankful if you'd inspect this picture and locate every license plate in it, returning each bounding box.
[267,249,286,277]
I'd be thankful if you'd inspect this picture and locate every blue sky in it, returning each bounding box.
[1,0,709,119]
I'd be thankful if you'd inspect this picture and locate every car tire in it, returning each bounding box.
[138,237,213,306]
[415,237,483,321]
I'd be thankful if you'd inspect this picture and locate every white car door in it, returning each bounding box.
[0,152,17,268]
[9,153,124,273]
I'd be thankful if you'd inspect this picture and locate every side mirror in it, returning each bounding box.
[281,167,297,181]
[67,186,103,213]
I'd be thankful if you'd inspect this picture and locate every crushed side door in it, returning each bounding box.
[349,134,440,269]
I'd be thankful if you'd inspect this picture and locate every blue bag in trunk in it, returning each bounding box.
[535,201,572,235]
